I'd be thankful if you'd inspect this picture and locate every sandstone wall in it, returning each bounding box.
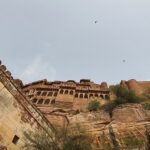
[0,82,37,149]
[0,62,53,150]
[22,79,110,113]
[121,79,150,96]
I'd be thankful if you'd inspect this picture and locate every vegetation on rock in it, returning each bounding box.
[88,100,100,111]
[110,85,141,103]
[143,103,150,110]
[123,136,145,147]
[104,85,142,114]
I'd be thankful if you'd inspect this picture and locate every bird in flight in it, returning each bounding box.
[94,20,98,24]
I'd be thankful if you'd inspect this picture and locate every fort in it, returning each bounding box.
[22,79,110,109]
[1,60,150,149]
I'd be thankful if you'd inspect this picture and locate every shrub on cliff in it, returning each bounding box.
[143,103,150,110]
[88,100,100,111]
[104,85,141,115]
[123,136,145,147]
[111,85,141,104]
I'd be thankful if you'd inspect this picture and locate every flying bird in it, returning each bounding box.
[94,20,98,24]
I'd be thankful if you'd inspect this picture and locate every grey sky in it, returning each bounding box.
[0,0,150,85]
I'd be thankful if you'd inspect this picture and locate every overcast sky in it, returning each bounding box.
[0,0,150,85]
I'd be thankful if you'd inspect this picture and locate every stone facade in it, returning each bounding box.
[22,79,110,110]
[0,61,53,150]
[22,79,110,127]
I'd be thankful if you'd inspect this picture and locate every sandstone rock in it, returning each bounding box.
[112,103,149,123]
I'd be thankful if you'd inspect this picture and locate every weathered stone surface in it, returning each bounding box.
[1,58,150,149]
[0,61,53,150]
[68,111,111,135]
[112,104,149,123]
[121,79,150,95]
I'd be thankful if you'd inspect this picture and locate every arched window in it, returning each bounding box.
[42,91,47,96]
[51,99,55,104]
[70,90,74,95]
[95,94,98,97]
[37,91,41,96]
[44,99,50,104]
[25,91,29,95]
[84,94,88,99]
[54,92,58,97]
[89,94,93,98]
[100,95,104,99]
[48,92,53,96]
[65,90,69,94]
[37,99,43,104]
[32,98,37,104]
[80,94,83,98]
[75,93,78,98]
[60,89,64,94]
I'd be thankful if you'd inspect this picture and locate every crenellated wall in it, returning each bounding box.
[120,79,150,96]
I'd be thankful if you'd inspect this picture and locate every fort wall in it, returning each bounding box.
[0,61,53,150]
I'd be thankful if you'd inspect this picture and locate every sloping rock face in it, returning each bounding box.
[66,104,150,149]
[69,110,111,134]
[33,103,150,148]
[112,104,149,123]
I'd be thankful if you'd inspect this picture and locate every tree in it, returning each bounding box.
[88,100,100,111]
[110,85,141,104]
[63,125,92,150]
[104,85,141,115]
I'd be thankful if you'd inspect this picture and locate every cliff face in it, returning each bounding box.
[112,104,148,123]
[67,103,150,148]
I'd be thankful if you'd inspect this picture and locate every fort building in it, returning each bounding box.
[21,79,110,127]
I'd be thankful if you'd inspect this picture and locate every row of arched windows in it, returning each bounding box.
[32,98,55,105]
[75,93,110,99]
[35,89,110,100]
[59,89,110,99]
[36,91,58,97]
[36,89,74,97]
[60,89,74,95]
